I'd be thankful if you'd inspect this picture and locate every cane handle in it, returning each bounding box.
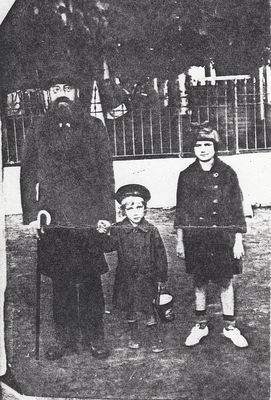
[37,210,51,229]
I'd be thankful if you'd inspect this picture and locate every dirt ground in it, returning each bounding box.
[3,208,270,400]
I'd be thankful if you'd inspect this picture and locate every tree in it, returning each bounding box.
[0,0,269,91]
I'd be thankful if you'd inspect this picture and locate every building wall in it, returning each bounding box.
[3,152,271,216]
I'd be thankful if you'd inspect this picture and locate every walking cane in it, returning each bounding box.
[35,210,51,360]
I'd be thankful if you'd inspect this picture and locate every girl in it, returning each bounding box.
[175,124,248,348]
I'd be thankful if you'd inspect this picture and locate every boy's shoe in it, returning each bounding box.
[185,324,209,346]
[223,326,248,348]
[146,315,158,326]
[151,339,165,353]
[128,339,140,349]
[46,344,67,360]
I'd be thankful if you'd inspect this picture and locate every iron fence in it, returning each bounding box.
[1,77,271,165]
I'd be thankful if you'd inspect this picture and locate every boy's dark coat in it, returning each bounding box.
[100,217,168,314]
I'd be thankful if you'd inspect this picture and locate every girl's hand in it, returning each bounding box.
[233,233,245,259]
[97,220,111,234]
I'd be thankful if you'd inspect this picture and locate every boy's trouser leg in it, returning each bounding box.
[147,324,165,353]
[127,316,140,349]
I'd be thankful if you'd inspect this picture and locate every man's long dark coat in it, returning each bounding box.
[20,106,116,280]
[20,108,115,228]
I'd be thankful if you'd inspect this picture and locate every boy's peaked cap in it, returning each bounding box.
[115,184,151,204]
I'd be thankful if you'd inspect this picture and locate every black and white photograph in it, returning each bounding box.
[0,1,270,399]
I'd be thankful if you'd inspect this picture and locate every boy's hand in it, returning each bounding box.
[97,220,111,234]
[176,240,185,259]
[29,220,41,238]
[157,281,167,291]
[233,233,245,259]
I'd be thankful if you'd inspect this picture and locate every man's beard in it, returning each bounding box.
[49,97,76,124]
[42,97,85,152]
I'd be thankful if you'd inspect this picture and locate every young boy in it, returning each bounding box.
[175,124,248,348]
[97,184,168,352]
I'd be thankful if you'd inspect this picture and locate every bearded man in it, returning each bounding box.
[20,63,115,360]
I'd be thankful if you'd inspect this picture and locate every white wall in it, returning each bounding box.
[3,152,271,216]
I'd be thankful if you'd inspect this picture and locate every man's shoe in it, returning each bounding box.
[185,324,209,346]
[91,344,110,359]
[223,326,248,348]
[128,339,140,349]
[45,344,66,361]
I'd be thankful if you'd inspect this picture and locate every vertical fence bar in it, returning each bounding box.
[122,112,126,156]
[12,115,19,162]
[252,77,257,149]
[234,79,239,154]
[206,83,210,121]
[168,107,172,153]
[177,109,183,155]
[244,79,249,150]
[131,109,135,156]
[224,81,229,151]
[215,82,219,132]
[112,112,117,156]
[20,91,26,141]
[3,123,10,164]
[263,112,267,149]
[149,109,154,154]
[158,107,163,154]
[140,108,145,155]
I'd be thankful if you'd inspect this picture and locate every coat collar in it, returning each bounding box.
[194,156,222,173]
[119,217,150,233]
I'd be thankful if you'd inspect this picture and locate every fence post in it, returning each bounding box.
[0,108,7,376]
[233,79,239,154]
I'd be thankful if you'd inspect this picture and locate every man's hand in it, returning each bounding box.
[97,220,111,234]
[233,233,245,259]
[29,210,51,238]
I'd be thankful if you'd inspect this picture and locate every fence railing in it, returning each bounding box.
[1,78,271,165]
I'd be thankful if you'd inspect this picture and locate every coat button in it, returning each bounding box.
[213,172,219,178]
[213,199,218,203]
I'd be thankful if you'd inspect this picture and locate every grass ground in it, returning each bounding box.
[3,208,270,400]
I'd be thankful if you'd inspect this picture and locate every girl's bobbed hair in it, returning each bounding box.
[192,122,220,151]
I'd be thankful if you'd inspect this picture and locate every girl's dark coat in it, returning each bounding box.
[100,217,168,315]
[174,157,247,280]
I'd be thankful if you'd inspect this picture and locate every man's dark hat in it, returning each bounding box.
[40,60,82,90]
[115,184,151,204]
